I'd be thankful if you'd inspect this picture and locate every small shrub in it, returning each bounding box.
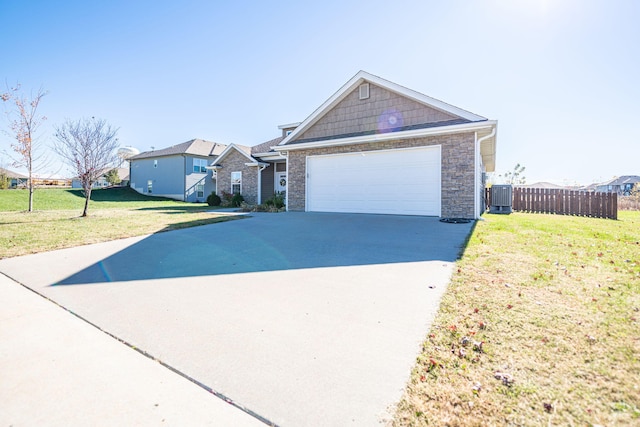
[220,190,234,207]
[231,193,244,207]
[264,192,285,208]
[206,192,221,206]
[0,173,9,190]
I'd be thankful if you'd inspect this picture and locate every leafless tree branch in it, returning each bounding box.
[53,117,119,217]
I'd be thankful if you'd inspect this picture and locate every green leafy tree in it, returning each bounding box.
[104,168,121,186]
[0,171,8,189]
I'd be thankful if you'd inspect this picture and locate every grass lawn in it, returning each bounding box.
[0,187,238,259]
[393,211,640,426]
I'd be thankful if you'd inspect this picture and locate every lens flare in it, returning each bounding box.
[377,109,404,133]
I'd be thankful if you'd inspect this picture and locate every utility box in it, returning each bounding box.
[490,185,513,214]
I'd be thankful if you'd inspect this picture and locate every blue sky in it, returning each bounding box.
[1,0,638,185]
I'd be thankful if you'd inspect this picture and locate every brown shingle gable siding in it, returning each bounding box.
[291,83,461,143]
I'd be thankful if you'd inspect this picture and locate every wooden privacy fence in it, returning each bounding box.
[485,187,617,220]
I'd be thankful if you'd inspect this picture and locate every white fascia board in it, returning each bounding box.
[253,154,285,162]
[278,70,487,146]
[278,122,302,130]
[245,162,269,167]
[214,143,256,164]
[278,71,368,146]
[252,152,279,158]
[274,120,497,152]
[362,72,487,122]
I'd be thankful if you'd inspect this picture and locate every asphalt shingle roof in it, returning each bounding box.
[251,136,284,155]
[130,139,226,160]
[0,167,27,179]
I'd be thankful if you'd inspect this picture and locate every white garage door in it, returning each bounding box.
[306,145,441,216]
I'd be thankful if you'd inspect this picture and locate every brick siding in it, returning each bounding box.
[286,132,476,218]
[216,150,259,204]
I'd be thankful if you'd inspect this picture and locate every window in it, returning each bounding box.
[154,160,158,168]
[286,130,293,136]
[231,171,242,194]
[196,184,204,198]
[147,180,153,194]
[193,158,208,173]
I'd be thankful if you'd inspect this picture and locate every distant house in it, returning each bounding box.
[520,182,567,189]
[0,168,28,188]
[71,167,130,189]
[594,176,640,196]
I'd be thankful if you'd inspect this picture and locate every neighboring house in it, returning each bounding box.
[520,182,567,189]
[129,139,226,202]
[29,173,70,187]
[71,167,130,189]
[0,167,28,188]
[594,176,640,196]
[133,71,498,218]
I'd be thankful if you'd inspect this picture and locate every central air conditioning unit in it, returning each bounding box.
[490,185,513,214]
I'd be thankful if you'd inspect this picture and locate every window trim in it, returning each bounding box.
[147,180,153,194]
[196,183,204,198]
[231,171,242,194]
[193,158,208,173]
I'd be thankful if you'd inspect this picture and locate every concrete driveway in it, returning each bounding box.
[0,212,473,426]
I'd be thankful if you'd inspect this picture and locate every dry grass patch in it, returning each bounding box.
[393,212,640,426]
[0,208,236,259]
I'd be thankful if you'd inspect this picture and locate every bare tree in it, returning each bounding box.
[53,117,119,217]
[1,84,48,211]
[501,163,526,185]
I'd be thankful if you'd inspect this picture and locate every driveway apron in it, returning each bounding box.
[0,212,473,426]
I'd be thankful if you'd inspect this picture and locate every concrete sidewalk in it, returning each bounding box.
[0,274,264,427]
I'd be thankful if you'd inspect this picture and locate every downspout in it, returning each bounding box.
[257,164,268,205]
[183,155,187,201]
[475,128,496,219]
[278,150,289,211]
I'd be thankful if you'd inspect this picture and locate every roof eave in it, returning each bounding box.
[274,120,497,153]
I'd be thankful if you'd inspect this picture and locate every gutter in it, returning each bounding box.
[475,127,496,218]
[274,120,497,152]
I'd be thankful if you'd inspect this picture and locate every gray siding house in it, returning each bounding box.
[129,139,225,202]
[131,71,497,218]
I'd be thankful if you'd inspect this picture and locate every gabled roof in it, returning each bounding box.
[212,143,259,165]
[130,139,226,160]
[273,71,497,172]
[278,70,488,147]
[598,175,640,186]
[0,167,27,179]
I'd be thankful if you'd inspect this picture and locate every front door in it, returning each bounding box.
[275,172,287,194]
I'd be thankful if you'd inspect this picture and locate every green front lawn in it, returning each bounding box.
[394,211,640,426]
[0,187,237,259]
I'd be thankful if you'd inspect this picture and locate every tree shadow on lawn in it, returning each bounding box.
[51,212,476,286]
[135,206,214,213]
[65,187,178,203]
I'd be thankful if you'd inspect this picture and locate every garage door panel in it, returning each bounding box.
[306,146,441,216]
